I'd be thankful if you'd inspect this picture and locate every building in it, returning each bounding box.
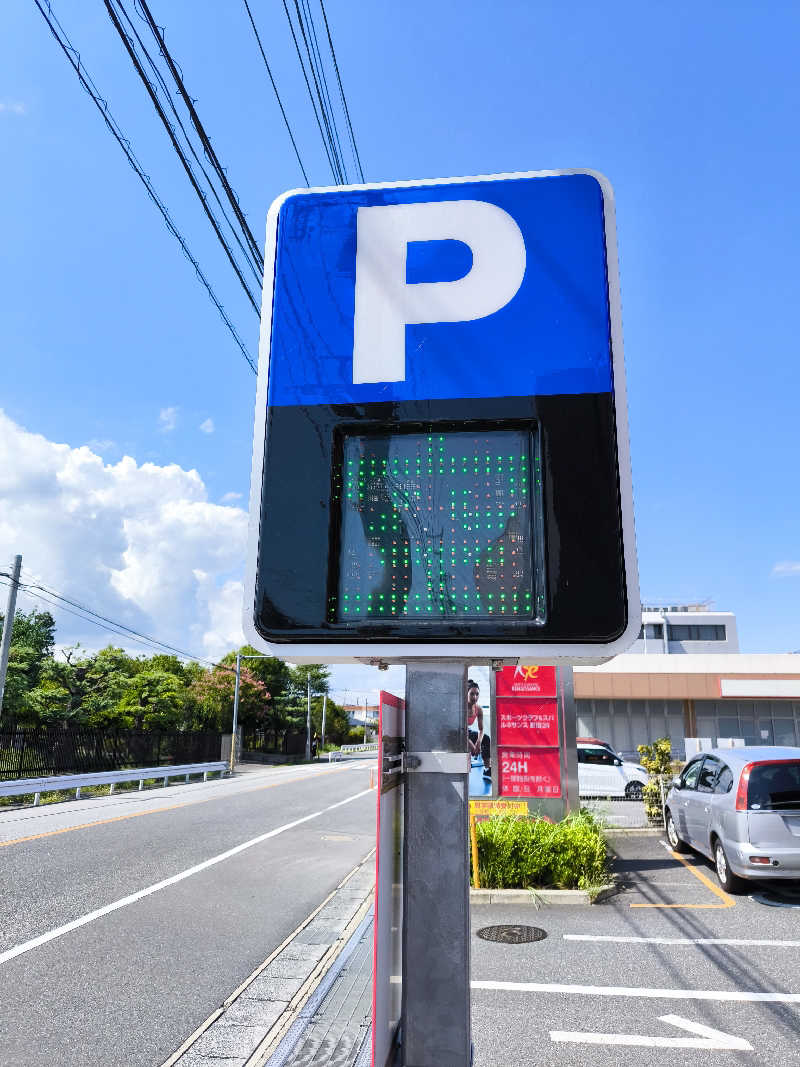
[342,703,379,728]
[631,602,739,655]
[575,653,800,759]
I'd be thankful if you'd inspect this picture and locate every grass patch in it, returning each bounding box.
[472,810,610,890]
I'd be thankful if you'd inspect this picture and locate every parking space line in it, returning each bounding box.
[471,980,800,1002]
[564,935,800,947]
[628,841,735,909]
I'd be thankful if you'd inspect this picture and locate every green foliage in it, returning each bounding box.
[636,737,680,823]
[473,811,610,890]
[0,609,57,719]
[637,737,673,775]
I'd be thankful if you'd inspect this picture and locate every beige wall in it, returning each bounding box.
[574,672,800,701]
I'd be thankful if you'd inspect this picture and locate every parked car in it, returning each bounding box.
[577,742,649,799]
[577,737,648,776]
[664,746,800,892]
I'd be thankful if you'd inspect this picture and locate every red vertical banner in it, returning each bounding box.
[496,665,561,800]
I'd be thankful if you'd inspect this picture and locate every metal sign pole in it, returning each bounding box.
[401,661,471,1066]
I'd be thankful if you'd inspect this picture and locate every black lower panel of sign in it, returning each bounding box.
[255,392,627,644]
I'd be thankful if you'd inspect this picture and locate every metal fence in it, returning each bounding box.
[0,724,222,781]
[242,728,307,759]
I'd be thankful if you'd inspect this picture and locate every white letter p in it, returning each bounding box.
[352,200,526,384]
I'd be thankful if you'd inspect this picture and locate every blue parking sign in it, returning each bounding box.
[245,170,639,663]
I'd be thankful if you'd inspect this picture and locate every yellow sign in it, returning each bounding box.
[469,799,528,816]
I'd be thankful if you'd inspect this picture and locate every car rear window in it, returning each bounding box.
[747,762,800,810]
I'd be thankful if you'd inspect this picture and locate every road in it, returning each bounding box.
[0,761,376,1067]
[471,832,800,1066]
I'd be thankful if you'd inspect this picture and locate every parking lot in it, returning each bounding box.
[471,831,800,1065]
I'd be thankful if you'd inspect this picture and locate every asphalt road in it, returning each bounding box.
[471,832,800,1066]
[0,761,376,1067]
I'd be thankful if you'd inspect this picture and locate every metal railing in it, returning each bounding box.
[328,743,379,762]
[0,761,227,805]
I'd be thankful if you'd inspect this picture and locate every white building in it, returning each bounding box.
[631,602,738,655]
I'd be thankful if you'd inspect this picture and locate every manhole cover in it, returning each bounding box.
[476,925,547,944]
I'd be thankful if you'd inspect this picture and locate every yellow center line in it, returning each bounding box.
[630,847,736,909]
[0,765,366,849]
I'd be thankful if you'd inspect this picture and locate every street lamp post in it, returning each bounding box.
[305,673,312,761]
[230,651,241,774]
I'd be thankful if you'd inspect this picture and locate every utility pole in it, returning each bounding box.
[305,673,312,760]
[0,554,22,721]
[230,650,241,774]
[321,693,327,748]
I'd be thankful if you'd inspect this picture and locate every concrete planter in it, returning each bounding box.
[470,884,618,906]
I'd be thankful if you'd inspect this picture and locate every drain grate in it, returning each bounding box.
[476,925,547,944]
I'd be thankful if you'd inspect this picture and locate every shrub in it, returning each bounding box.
[473,810,610,890]
[637,738,683,823]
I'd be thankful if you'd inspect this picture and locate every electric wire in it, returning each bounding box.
[4,570,231,670]
[104,0,261,312]
[299,0,345,179]
[110,0,263,282]
[241,0,309,185]
[33,0,257,375]
[318,0,364,182]
[293,0,345,182]
[280,0,341,182]
[136,0,263,267]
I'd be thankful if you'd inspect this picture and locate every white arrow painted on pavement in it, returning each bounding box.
[550,1014,753,1050]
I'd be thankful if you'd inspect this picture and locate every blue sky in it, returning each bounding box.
[2,1,800,700]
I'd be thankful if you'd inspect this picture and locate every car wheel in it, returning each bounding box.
[665,810,690,853]
[624,781,644,800]
[713,839,745,894]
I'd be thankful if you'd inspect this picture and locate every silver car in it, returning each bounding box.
[664,746,800,892]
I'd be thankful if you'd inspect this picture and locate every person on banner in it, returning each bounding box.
[466,679,492,781]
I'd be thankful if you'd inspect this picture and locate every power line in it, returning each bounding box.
[318,0,364,182]
[33,0,257,375]
[104,0,261,313]
[241,0,309,186]
[136,0,263,267]
[281,0,341,182]
[117,0,262,279]
[8,567,232,670]
[293,0,346,182]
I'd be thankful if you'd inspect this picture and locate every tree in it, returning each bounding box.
[118,670,186,731]
[188,665,271,732]
[0,609,57,721]
[219,647,292,703]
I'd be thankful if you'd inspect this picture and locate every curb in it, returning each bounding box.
[470,883,618,906]
[160,851,376,1067]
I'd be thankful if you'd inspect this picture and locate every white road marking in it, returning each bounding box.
[471,981,800,1002]
[0,787,372,968]
[551,1014,752,1050]
[564,934,800,947]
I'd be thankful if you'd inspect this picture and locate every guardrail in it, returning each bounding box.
[0,762,228,806]
[328,743,379,763]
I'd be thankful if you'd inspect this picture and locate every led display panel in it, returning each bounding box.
[333,428,544,623]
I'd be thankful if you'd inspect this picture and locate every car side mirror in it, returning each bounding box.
[614,758,622,766]
[671,775,682,789]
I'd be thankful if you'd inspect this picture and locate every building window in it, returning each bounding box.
[667,624,726,642]
[638,623,664,639]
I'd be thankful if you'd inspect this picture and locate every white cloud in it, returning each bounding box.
[0,100,26,116]
[220,491,243,503]
[84,438,116,454]
[772,561,800,577]
[0,410,246,662]
[159,406,178,432]
[199,418,215,435]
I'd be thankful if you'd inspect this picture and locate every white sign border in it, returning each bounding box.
[243,168,640,664]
